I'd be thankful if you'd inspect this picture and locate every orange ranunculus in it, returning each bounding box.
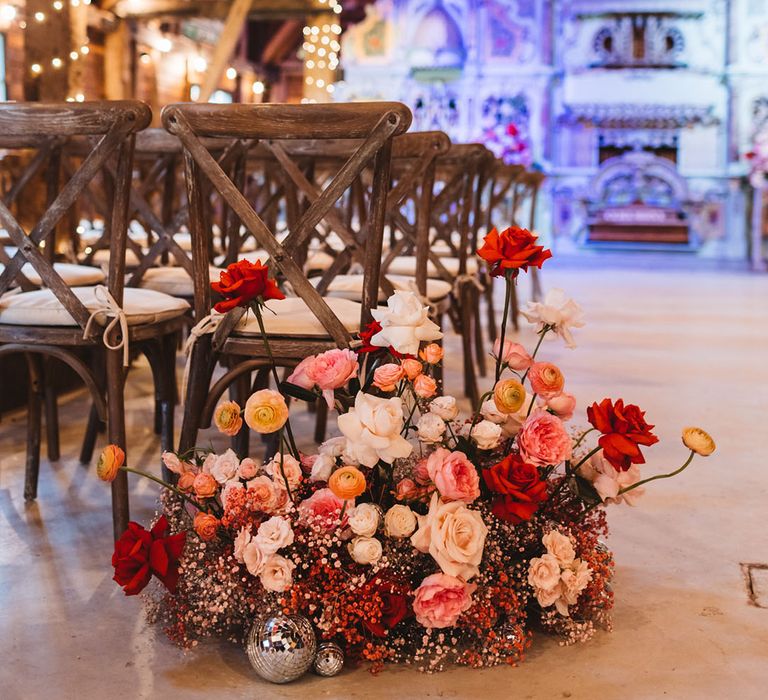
[213,400,243,436]
[328,465,367,500]
[493,379,526,414]
[211,259,285,313]
[244,389,289,434]
[193,511,219,541]
[476,226,552,277]
[528,362,565,399]
[681,427,716,456]
[96,444,125,482]
[192,472,218,499]
[419,343,444,364]
[401,358,423,380]
[587,398,659,471]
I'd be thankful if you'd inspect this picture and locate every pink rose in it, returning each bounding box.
[413,374,437,399]
[413,459,431,485]
[545,392,576,421]
[492,339,532,370]
[517,410,573,466]
[373,363,406,392]
[286,356,315,390]
[238,457,260,480]
[425,448,480,503]
[298,487,348,530]
[162,451,184,475]
[412,573,476,628]
[306,348,359,408]
[395,478,419,500]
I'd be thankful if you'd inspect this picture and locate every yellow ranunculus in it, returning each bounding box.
[96,444,125,482]
[682,427,716,456]
[493,379,527,414]
[244,389,289,434]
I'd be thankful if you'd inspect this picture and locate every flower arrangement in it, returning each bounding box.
[101,228,715,678]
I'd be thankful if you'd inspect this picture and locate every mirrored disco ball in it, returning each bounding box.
[313,641,344,677]
[245,615,317,684]
[497,621,524,647]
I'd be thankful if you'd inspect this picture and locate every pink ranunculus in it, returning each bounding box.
[305,348,359,408]
[412,573,476,628]
[298,487,348,530]
[425,448,480,503]
[286,356,316,390]
[545,392,576,421]
[373,363,406,392]
[492,339,532,370]
[394,477,420,500]
[518,410,573,467]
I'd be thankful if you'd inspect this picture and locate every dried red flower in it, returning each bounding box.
[476,226,551,278]
[211,258,285,313]
[587,398,659,471]
[483,454,548,523]
[361,574,411,637]
[112,515,186,596]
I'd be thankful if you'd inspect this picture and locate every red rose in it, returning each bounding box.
[587,398,659,471]
[211,259,285,313]
[112,515,186,596]
[482,454,548,524]
[361,574,411,637]
[476,226,552,278]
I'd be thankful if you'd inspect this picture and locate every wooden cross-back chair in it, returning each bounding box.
[163,102,412,455]
[510,169,546,309]
[0,102,191,539]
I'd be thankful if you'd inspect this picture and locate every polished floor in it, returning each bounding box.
[2,258,767,699]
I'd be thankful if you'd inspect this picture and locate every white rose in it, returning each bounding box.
[337,392,413,466]
[348,536,383,565]
[264,453,303,490]
[243,541,266,576]
[201,452,216,474]
[161,451,183,475]
[309,453,335,482]
[319,436,347,458]
[470,419,502,450]
[259,554,296,592]
[384,504,417,538]
[417,412,446,444]
[210,448,240,483]
[521,288,585,349]
[430,396,459,421]
[542,531,575,566]
[370,290,443,355]
[560,559,592,606]
[579,451,644,506]
[254,515,295,554]
[347,503,380,537]
[527,553,561,591]
[233,526,251,563]
[480,398,507,424]
[410,493,488,580]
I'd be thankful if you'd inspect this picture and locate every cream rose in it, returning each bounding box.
[347,503,381,537]
[470,419,503,450]
[521,288,585,349]
[233,526,252,564]
[259,554,296,592]
[254,515,295,554]
[417,412,446,444]
[348,536,383,565]
[410,493,488,580]
[243,541,266,577]
[480,398,508,424]
[370,290,443,355]
[430,395,459,421]
[542,531,575,566]
[384,504,418,538]
[337,392,413,466]
[264,453,303,490]
[527,553,561,591]
[210,448,240,484]
[560,559,592,607]
[309,453,335,482]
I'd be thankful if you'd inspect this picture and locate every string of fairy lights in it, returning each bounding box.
[301,0,342,103]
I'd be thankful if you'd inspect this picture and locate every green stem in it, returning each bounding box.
[618,451,695,496]
[572,428,596,450]
[121,467,203,511]
[495,272,514,382]
[526,392,538,418]
[571,446,602,474]
[277,431,295,503]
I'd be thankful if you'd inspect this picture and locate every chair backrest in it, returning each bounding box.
[485,162,526,233]
[162,102,412,346]
[0,101,151,331]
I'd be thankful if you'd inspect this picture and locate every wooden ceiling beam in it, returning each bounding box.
[109,0,322,21]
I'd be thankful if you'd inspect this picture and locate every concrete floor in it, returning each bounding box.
[1,259,768,699]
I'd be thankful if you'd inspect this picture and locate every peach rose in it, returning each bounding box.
[394,478,419,501]
[243,541,265,576]
[246,475,280,512]
[177,472,196,492]
[517,410,573,466]
[193,472,218,499]
[161,451,184,475]
[493,379,526,414]
[193,511,219,541]
[304,348,359,408]
[348,536,383,565]
[347,502,380,537]
[470,419,503,450]
[492,339,532,370]
[417,412,446,444]
[412,573,476,628]
[430,395,458,420]
[328,465,367,500]
[373,363,406,392]
[528,362,565,399]
[298,487,347,530]
[545,392,576,421]
[414,374,437,399]
[401,358,423,380]
[254,515,294,554]
[425,448,480,503]
[213,400,242,436]
[259,554,296,592]
[542,531,575,566]
[264,453,303,490]
[237,457,260,480]
[244,389,289,434]
[96,444,125,482]
[419,343,444,364]
[384,504,417,538]
[527,553,561,591]
[233,526,252,563]
[286,356,314,390]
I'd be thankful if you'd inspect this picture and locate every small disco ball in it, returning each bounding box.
[313,641,344,677]
[245,614,317,684]
[496,621,524,648]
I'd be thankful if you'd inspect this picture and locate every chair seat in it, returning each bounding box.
[138,266,223,297]
[311,274,451,302]
[92,248,143,268]
[0,262,104,287]
[233,296,364,337]
[386,255,478,278]
[0,287,189,327]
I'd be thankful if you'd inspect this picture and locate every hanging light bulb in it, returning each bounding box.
[51,57,63,69]
[252,80,265,95]
[34,11,46,22]
[157,37,172,53]
[193,55,207,73]
[53,1,64,11]
[31,63,42,74]
[226,66,237,80]
[0,5,16,22]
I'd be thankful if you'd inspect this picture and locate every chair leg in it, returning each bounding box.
[473,286,487,378]
[159,334,177,481]
[24,354,44,501]
[105,347,128,540]
[231,363,251,459]
[530,267,543,302]
[43,358,60,461]
[458,282,479,406]
[178,335,215,455]
[485,277,498,343]
[80,348,106,465]
[314,398,328,444]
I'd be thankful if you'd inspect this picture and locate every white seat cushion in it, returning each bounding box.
[305,250,336,271]
[0,287,189,327]
[233,296,364,337]
[0,262,104,287]
[386,255,478,278]
[92,248,143,268]
[311,274,452,302]
[138,266,223,297]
